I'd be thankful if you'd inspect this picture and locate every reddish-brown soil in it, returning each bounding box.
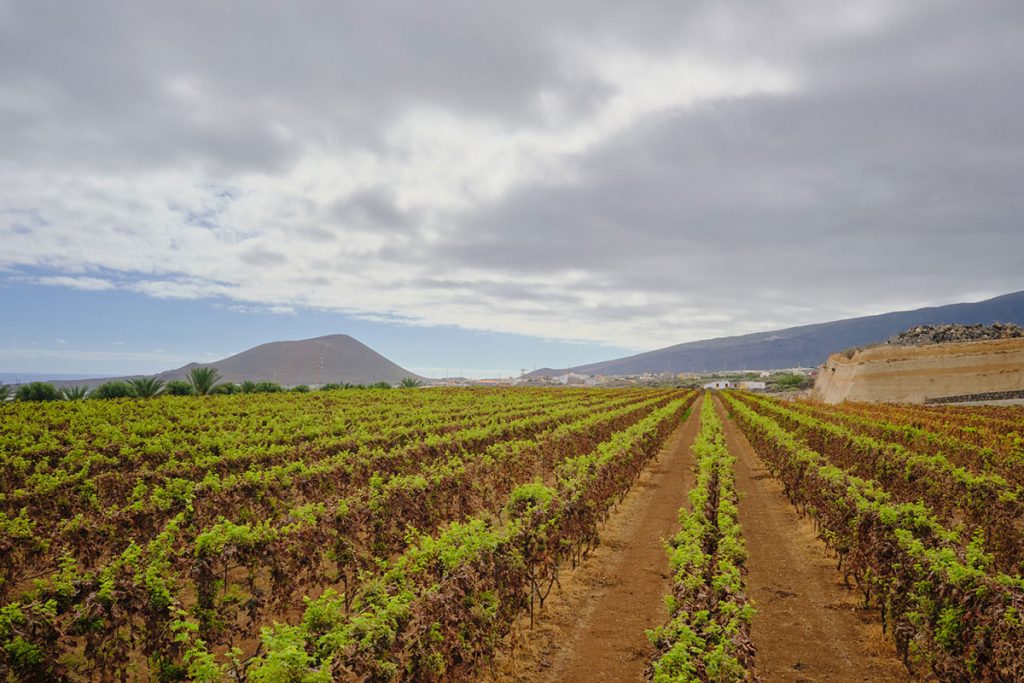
[485,395,917,682]
[713,396,913,682]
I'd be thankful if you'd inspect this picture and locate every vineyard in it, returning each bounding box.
[720,392,1024,681]
[648,395,755,681]
[0,387,695,681]
[2,386,1023,682]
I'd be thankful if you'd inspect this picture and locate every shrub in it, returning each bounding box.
[211,383,239,395]
[235,380,282,393]
[92,381,135,399]
[772,374,813,391]
[15,382,61,401]
[290,384,311,393]
[165,380,194,396]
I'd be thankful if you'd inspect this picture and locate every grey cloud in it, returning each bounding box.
[293,227,337,244]
[429,0,1024,331]
[0,1,584,175]
[238,246,288,267]
[329,189,407,232]
[2,0,1023,347]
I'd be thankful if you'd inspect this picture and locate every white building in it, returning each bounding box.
[738,380,767,391]
[703,380,734,390]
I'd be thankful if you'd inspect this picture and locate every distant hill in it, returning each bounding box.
[529,290,1024,376]
[66,334,424,388]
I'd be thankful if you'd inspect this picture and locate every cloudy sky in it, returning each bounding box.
[2,1,1022,378]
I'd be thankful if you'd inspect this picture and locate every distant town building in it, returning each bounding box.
[738,380,767,391]
[703,380,734,390]
[555,372,593,385]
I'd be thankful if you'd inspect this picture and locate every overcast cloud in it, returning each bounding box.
[2,0,1022,351]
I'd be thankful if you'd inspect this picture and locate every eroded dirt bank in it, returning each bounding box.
[813,337,1024,404]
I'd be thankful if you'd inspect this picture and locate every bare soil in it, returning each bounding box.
[713,396,914,682]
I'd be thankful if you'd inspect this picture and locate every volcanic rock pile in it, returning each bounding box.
[887,323,1024,346]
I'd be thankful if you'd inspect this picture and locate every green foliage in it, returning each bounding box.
[650,394,756,681]
[128,376,165,398]
[399,377,423,388]
[211,382,239,395]
[60,385,89,400]
[505,481,555,518]
[188,366,221,395]
[164,380,195,396]
[240,381,283,393]
[290,384,311,393]
[369,381,392,389]
[248,624,332,682]
[92,380,135,399]
[772,373,811,391]
[0,383,11,401]
[0,386,697,680]
[257,381,284,393]
[15,382,62,401]
[723,391,1024,679]
[3,636,45,672]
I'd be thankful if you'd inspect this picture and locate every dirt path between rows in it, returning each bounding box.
[712,396,913,682]
[484,406,700,682]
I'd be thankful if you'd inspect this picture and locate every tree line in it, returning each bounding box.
[0,367,424,402]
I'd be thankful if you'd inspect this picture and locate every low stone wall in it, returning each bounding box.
[812,337,1024,404]
[924,389,1024,404]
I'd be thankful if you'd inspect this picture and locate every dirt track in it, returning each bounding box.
[486,406,700,682]
[486,395,912,682]
[713,396,910,682]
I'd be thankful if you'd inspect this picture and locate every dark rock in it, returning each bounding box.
[886,323,1024,346]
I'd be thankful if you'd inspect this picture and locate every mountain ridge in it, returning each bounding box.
[528,290,1024,376]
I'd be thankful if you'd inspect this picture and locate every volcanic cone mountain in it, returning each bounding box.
[69,334,423,388]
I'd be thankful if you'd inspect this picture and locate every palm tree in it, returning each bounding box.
[0,384,11,402]
[399,377,423,388]
[189,367,221,396]
[61,385,89,400]
[128,376,165,398]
